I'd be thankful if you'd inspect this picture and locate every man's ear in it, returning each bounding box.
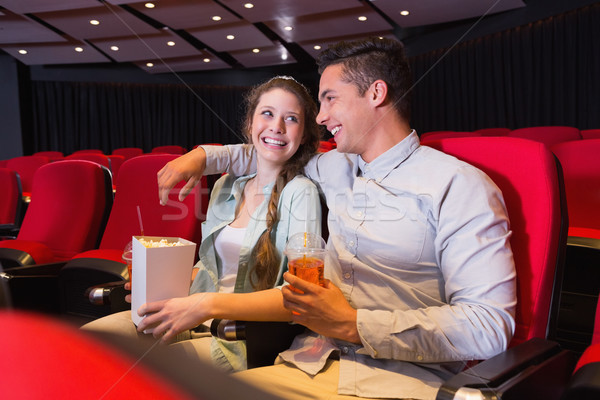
[369,80,388,107]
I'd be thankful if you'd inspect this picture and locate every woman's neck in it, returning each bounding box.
[254,161,282,188]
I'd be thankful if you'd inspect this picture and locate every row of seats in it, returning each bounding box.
[0,154,208,318]
[421,126,600,148]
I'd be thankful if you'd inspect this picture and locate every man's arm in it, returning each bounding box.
[157,144,256,205]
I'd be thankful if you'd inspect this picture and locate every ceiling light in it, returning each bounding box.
[145,3,155,8]
[252,48,260,53]
[244,3,254,9]
[167,41,175,46]
[110,46,119,51]
[358,16,367,22]
[146,62,154,67]
[203,58,211,63]
[313,45,321,50]
[18,49,27,55]
[400,10,410,16]
[281,53,288,61]
[284,26,293,31]
[74,47,84,52]
[90,19,100,25]
[226,35,235,40]
[212,16,221,21]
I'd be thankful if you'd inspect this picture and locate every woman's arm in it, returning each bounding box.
[136,288,291,343]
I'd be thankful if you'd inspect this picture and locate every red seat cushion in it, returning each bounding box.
[0,239,54,264]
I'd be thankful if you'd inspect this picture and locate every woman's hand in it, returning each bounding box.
[136,292,212,343]
[157,147,207,205]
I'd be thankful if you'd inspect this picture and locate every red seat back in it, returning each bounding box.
[0,168,22,226]
[16,160,113,261]
[112,147,144,160]
[424,137,567,346]
[420,131,480,142]
[551,139,600,234]
[151,145,186,155]
[33,151,64,161]
[66,153,111,170]
[508,126,581,147]
[580,129,600,140]
[6,155,50,195]
[98,154,206,252]
[474,127,511,136]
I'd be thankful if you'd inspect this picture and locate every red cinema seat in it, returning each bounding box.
[551,139,600,236]
[420,131,480,143]
[151,145,186,155]
[474,127,511,136]
[6,155,50,201]
[0,160,113,267]
[72,149,104,155]
[33,151,64,161]
[508,126,582,147]
[580,129,600,140]
[421,137,571,398]
[66,153,111,170]
[0,311,282,400]
[59,154,207,318]
[112,147,143,161]
[0,168,23,239]
[561,287,600,399]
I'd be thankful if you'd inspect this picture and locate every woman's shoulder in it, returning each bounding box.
[284,174,319,192]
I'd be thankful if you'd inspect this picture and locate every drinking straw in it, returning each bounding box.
[136,205,145,236]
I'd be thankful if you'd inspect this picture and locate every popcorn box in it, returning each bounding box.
[131,236,197,326]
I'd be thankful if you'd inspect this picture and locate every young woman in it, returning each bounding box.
[83,76,322,372]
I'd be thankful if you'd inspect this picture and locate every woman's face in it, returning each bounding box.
[250,87,305,168]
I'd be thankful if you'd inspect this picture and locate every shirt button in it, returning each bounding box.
[356,211,363,218]
[344,272,351,279]
[348,240,355,247]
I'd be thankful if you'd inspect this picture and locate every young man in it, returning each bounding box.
[156,38,516,399]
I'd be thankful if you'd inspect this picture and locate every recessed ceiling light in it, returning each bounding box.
[226,34,235,40]
[167,41,175,46]
[281,53,288,61]
[358,16,367,22]
[145,3,155,8]
[203,58,211,63]
[110,46,119,51]
[212,16,222,21]
[252,48,260,53]
[400,10,410,16]
[313,45,321,50]
[284,26,293,31]
[244,3,254,9]
[90,19,100,25]
[74,47,84,52]
[146,62,154,67]
[18,49,27,55]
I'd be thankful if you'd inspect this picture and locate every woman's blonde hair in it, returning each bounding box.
[242,76,321,291]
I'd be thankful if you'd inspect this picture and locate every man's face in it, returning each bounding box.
[316,64,372,156]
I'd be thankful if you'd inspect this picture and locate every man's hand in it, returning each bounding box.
[157,147,207,205]
[282,272,360,344]
[136,293,210,343]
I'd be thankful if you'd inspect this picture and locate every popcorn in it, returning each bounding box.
[138,238,184,248]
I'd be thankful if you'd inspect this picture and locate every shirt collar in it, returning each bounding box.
[357,130,420,181]
[228,173,274,201]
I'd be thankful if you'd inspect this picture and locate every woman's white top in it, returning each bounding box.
[214,224,246,293]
